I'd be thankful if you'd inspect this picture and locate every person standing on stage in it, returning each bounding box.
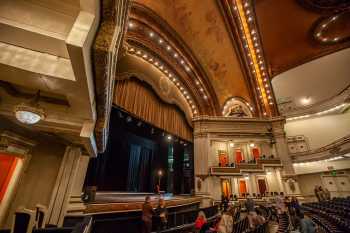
[156,198,168,230]
[142,196,155,233]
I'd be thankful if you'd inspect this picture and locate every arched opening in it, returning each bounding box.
[85,77,194,195]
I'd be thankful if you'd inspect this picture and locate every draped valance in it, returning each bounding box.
[114,78,193,142]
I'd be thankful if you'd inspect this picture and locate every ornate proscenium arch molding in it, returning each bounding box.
[116,51,193,125]
[93,0,130,153]
[125,2,220,116]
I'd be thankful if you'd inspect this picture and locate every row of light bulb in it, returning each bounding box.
[315,15,340,43]
[233,0,273,116]
[128,21,209,101]
[128,47,198,115]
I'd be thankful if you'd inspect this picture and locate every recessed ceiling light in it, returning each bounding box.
[300,97,311,105]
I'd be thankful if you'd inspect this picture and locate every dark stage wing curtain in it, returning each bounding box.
[127,144,141,192]
[138,148,152,191]
[114,78,193,142]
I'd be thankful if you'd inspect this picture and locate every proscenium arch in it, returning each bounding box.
[116,51,194,126]
[126,2,220,116]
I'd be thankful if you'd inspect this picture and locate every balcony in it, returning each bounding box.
[210,158,282,176]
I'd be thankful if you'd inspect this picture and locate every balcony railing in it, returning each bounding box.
[210,158,282,175]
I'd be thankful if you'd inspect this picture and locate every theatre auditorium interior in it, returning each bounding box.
[1,0,350,233]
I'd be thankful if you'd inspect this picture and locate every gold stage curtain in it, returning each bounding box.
[114,78,193,141]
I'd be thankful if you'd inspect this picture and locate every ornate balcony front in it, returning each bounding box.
[210,158,282,176]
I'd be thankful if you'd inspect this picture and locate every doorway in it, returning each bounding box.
[257,178,267,195]
[221,179,231,198]
[239,180,247,195]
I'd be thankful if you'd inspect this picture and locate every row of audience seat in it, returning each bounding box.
[302,197,350,233]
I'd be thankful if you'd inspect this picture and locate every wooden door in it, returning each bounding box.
[0,154,18,202]
[221,179,231,198]
[257,179,267,194]
[239,180,247,195]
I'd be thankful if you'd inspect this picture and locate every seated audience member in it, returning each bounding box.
[245,194,256,229]
[262,154,266,159]
[194,211,207,233]
[275,192,286,214]
[141,196,155,233]
[298,212,315,233]
[253,209,266,227]
[156,198,168,230]
[218,211,233,233]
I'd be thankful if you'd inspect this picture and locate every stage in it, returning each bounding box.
[85,192,204,214]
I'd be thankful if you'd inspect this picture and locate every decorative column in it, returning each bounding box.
[271,118,301,195]
[47,146,89,226]
[194,133,210,195]
[250,174,258,194]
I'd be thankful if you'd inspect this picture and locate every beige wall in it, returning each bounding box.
[297,169,350,200]
[4,139,65,227]
[293,159,350,175]
[285,111,350,150]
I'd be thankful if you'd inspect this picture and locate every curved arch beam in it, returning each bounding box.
[126,3,221,116]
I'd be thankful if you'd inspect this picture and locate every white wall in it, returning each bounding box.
[285,111,350,150]
[293,159,350,175]
[4,140,65,227]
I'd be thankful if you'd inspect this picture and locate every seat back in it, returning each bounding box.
[11,208,35,233]
[35,205,47,229]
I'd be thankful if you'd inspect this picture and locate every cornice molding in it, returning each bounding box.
[93,0,131,153]
[291,134,350,162]
[0,130,36,157]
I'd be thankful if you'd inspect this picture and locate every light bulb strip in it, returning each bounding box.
[128,46,198,116]
[127,21,210,102]
[233,0,274,116]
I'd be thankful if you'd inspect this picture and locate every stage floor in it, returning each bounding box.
[86,192,203,214]
[93,192,179,203]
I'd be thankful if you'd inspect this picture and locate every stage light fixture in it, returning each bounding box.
[229,141,235,147]
[167,135,172,140]
[249,143,255,148]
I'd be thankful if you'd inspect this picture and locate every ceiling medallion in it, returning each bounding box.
[313,11,350,44]
[297,0,350,14]
[14,91,45,124]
